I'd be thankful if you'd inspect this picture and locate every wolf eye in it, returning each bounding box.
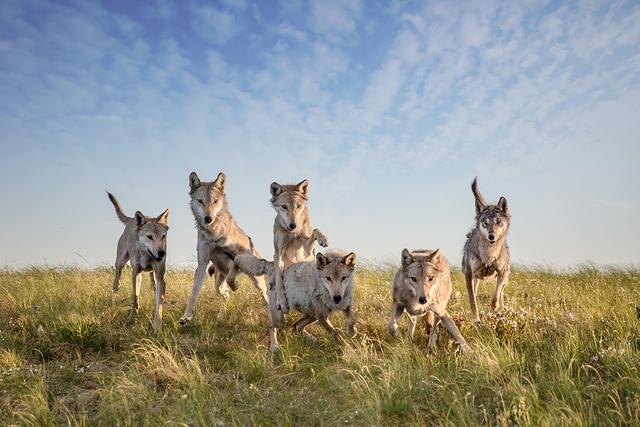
[341,276,348,282]
[198,199,204,205]
[162,235,166,240]
[213,198,219,203]
[495,218,501,224]
[428,275,434,281]
[410,277,417,283]
[280,205,288,210]
[296,203,301,209]
[147,235,154,240]
[325,276,332,281]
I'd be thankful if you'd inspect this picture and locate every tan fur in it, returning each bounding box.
[179,172,267,325]
[265,179,329,326]
[268,249,357,353]
[388,249,470,352]
[462,177,511,323]
[107,192,169,332]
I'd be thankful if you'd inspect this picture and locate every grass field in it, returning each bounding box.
[1,265,639,426]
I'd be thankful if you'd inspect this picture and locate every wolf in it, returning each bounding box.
[263,180,329,325]
[107,192,169,332]
[462,177,511,324]
[179,172,267,325]
[267,249,357,353]
[388,248,470,351]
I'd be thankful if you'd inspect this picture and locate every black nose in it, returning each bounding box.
[289,222,296,230]
[204,216,212,224]
[157,250,166,258]
[333,295,342,304]
[488,234,495,241]
[418,296,427,304]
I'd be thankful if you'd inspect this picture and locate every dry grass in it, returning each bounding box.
[1,265,639,426]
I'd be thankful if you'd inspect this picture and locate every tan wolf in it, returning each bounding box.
[262,180,329,326]
[179,172,267,325]
[107,192,169,332]
[267,249,357,353]
[388,249,470,352]
[462,177,511,324]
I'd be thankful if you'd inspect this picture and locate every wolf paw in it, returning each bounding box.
[314,229,329,247]
[178,316,192,326]
[227,278,239,292]
[346,325,358,337]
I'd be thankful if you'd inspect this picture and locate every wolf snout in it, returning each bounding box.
[157,250,166,259]
[288,222,297,231]
[204,216,212,224]
[488,233,495,242]
[333,294,342,304]
[418,296,427,304]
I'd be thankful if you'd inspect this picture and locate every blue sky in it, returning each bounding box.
[1,0,639,268]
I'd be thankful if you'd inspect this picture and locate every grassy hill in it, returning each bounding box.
[1,266,639,426]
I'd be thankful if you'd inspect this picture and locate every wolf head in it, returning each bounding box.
[189,172,226,226]
[471,177,510,244]
[134,209,169,261]
[315,250,357,304]
[400,248,443,305]
[270,180,309,232]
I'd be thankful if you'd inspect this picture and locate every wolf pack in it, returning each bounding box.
[107,173,510,353]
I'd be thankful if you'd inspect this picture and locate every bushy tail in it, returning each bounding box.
[106,191,131,224]
[471,177,486,205]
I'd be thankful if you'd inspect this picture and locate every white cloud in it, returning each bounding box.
[191,5,237,45]
[310,0,362,37]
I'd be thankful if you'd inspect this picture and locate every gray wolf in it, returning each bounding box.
[461,177,511,323]
[267,249,357,353]
[107,192,169,332]
[266,180,329,325]
[179,172,267,325]
[388,248,470,352]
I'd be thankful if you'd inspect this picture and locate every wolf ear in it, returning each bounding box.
[296,179,309,196]
[316,252,329,270]
[341,252,356,267]
[497,196,508,213]
[401,248,413,267]
[213,172,226,192]
[189,172,201,192]
[135,211,146,228]
[427,248,441,263]
[270,182,282,198]
[156,208,169,224]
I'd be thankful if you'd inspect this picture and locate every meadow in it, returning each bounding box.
[1,265,639,426]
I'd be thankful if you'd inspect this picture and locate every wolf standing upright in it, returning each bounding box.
[179,172,267,325]
[107,192,169,332]
[267,180,329,324]
[462,177,511,323]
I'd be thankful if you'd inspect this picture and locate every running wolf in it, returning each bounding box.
[179,172,267,325]
[388,248,470,351]
[107,192,169,332]
[268,249,357,353]
[461,177,511,323]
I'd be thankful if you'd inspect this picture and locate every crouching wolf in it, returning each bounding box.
[462,177,511,324]
[107,192,169,332]
[268,249,357,353]
[179,172,267,325]
[388,249,469,352]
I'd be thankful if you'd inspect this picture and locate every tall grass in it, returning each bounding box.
[1,266,638,425]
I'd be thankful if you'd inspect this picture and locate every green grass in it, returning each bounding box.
[1,265,639,426]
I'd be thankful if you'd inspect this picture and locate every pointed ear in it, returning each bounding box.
[341,252,356,267]
[316,252,329,270]
[189,172,201,193]
[296,179,309,196]
[135,211,146,228]
[475,198,486,216]
[157,208,169,224]
[497,196,508,213]
[427,248,441,263]
[270,182,282,198]
[401,249,413,267]
[213,172,226,191]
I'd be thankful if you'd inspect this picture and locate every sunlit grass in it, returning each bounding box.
[0,265,639,425]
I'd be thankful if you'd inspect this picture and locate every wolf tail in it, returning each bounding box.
[233,253,274,277]
[106,191,131,224]
[471,177,486,205]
